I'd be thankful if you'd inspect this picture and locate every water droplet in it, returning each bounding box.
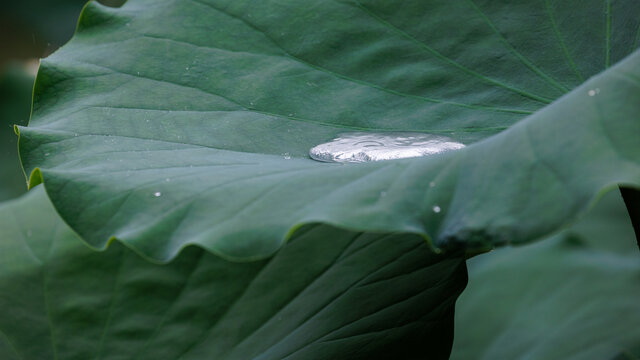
[154,192,162,197]
[432,205,441,213]
[309,132,465,163]
[186,67,190,70]
[74,133,78,137]
[283,152,291,160]
[588,88,600,96]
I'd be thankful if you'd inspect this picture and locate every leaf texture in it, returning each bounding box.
[17,0,640,261]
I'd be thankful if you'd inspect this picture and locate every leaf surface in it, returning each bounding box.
[451,191,640,360]
[17,0,640,260]
[0,187,466,359]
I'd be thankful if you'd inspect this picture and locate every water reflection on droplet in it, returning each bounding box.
[154,192,162,197]
[309,132,465,163]
[432,205,441,213]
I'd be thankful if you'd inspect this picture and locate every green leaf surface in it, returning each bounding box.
[0,186,466,360]
[18,0,640,261]
[451,190,640,360]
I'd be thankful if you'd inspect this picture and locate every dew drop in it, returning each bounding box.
[154,192,162,197]
[309,132,465,163]
[432,205,441,213]
[588,88,600,96]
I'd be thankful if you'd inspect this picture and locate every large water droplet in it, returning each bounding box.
[309,132,465,163]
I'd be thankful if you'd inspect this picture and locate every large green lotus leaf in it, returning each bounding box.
[0,186,466,360]
[451,190,640,360]
[17,0,640,261]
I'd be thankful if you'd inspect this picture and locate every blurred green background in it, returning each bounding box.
[0,0,125,201]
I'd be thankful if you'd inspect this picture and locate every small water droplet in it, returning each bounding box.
[186,67,190,70]
[154,192,162,197]
[309,132,465,163]
[74,133,78,137]
[137,71,140,75]
[283,152,291,160]
[588,88,600,96]
[432,205,441,213]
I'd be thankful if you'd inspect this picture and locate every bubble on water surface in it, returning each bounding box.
[309,132,465,163]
